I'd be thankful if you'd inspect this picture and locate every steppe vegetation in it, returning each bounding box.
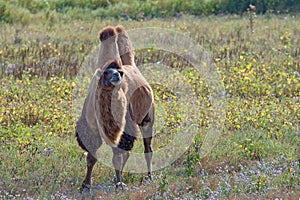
[0,0,299,199]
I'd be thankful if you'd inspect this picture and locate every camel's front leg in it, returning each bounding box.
[82,152,97,190]
[112,147,128,189]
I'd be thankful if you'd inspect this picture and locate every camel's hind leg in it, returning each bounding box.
[140,106,154,181]
[82,152,97,189]
[142,136,153,180]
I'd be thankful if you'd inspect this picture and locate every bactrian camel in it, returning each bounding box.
[75,25,154,189]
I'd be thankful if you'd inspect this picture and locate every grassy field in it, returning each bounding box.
[0,13,299,199]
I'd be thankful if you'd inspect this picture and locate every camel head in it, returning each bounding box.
[100,61,124,90]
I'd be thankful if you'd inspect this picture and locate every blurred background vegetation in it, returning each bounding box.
[0,0,300,24]
[0,0,299,199]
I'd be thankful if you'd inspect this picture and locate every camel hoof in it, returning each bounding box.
[80,182,91,193]
[115,182,128,190]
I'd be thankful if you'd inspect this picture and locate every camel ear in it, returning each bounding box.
[99,26,117,42]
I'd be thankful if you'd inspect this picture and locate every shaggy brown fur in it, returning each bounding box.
[99,26,116,42]
[97,61,127,147]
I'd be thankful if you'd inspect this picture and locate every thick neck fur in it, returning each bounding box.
[96,80,127,146]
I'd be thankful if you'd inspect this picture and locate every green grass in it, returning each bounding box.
[1,0,299,24]
[0,14,300,199]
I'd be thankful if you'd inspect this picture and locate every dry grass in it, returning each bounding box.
[0,15,299,199]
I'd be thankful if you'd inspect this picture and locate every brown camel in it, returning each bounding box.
[76,25,154,189]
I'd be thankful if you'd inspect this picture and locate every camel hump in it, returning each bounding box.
[115,25,126,34]
[99,26,117,42]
